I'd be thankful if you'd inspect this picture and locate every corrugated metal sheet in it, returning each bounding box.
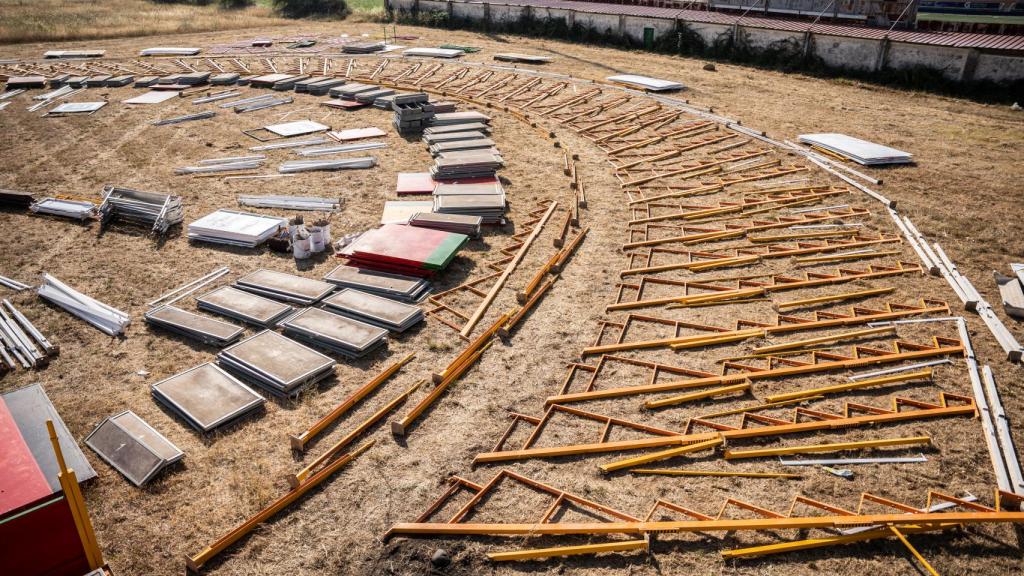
[475,0,1024,51]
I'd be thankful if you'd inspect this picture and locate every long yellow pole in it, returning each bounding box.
[47,420,103,570]
[290,353,415,451]
[764,369,933,403]
[889,526,941,576]
[723,436,931,460]
[187,441,373,571]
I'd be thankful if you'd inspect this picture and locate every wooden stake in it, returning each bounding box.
[488,539,649,562]
[187,441,373,571]
[289,352,415,451]
[630,469,801,479]
[724,436,931,460]
[764,369,934,403]
[460,202,557,338]
[775,287,895,310]
[599,437,723,473]
[752,326,897,354]
[291,381,422,487]
[48,420,103,571]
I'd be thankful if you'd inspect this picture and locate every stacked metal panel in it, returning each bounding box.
[429,111,491,127]
[305,78,347,96]
[211,73,240,85]
[0,189,35,209]
[98,185,183,235]
[218,330,336,395]
[430,151,504,180]
[144,305,244,346]
[403,48,464,59]
[392,93,433,135]
[234,269,335,306]
[322,288,424,333]
[323,264,430,303]
[0,299,56,372]
[342,41,386,54]
[37,273,130,336]
[329,83,379,100]
[423,122,491,136]
[5,76,46,89]
[606,74,684,92]
[104,75,134,87]
[278,157,376,173]
[197,285,293,327]
[187,209,287,247]
[797,133,914,165]
[493,53,553,63]
[151,363,265,432]
[85,411,183,486]
[409,212,482,237]
[248,73,295,88]
[339,224,468,276]
[294,76,329,92]
[237,195,340,212]
[423,130,489,145]
[272,75,309,91]
[29,198,97,220]
[140,47,201,56]
[355,88,395,104]
[279,307,388,359]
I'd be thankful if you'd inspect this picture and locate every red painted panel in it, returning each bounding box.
[0,398,51,516]
[0,495,90,576]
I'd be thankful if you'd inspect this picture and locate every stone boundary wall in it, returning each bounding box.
[389,0,1024,86]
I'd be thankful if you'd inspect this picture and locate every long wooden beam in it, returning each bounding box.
[556,343,962,404]
[631,469,801,479]
[291,380,423,487]
[764,369,933,403]
[473,401,972,464]
[460,201,557,337]
[752,326,896,354]
[289,353,415,451]
[584,301,947,356]
[487,539,649,561]
[723,436,932,460]
[387,510,1024,537]
[607,264,915,312]
[187,441,373,571]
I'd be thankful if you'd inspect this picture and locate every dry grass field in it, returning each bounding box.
[0,0,292,44]
[1,20,1023,576]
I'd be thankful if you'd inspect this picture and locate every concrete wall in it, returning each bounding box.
[887,41,967,80]
[737,25,803,51]
[812,33,882,72]
[389,0,1024,85]
[975,52,1024,83]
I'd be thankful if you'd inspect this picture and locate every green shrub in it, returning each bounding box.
[273,0,349,18]
[219,0,254,8]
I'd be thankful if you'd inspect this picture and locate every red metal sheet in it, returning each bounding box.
[0,494,90,576]
[0,398,51,517]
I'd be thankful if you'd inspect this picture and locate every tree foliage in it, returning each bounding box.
[273,0,349,18]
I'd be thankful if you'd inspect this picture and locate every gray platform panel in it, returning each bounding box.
[235,269,336,304]
[145,305,244,344]
[220,330,336,389]
[151,363,265,432]
[197,285,293,326]
[322,289,422,332]
[85,411,182,486]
